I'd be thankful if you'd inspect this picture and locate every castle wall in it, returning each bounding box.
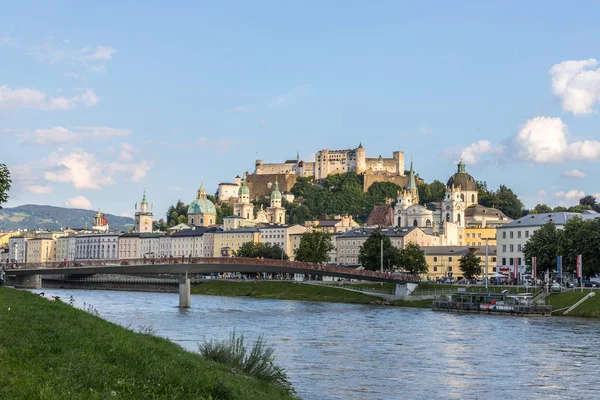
[254,162,296,175]
[363,173,424,192]
[217,184,240,202]
[246,173,297,200]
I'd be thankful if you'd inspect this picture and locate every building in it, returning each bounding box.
[159,235,172,257]
[232,175,287,225]
[258,224,307,258]
[118,233,142,260]
[135,192,154,233]
[304,215,359,234]
[140,233,163,258]
[365,205,394,227]
[187,183,217,227]
[233,176,255,221]
[217,176,243,202]
[170,227,216,257]
[421,246,497,280]
[56,235,77,261]
[336,226,440,265]
[266,179,286,224]
[464,227,497,247]
[8,236,28,262]
[496,211,600,273]
[25,238,56,263]
[75,233,120,260]
[213,227,260,257]
[93,210,109,232]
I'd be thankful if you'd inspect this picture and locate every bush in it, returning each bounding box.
[199,331,294,395]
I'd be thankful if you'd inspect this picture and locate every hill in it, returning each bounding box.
[0,204,134,232]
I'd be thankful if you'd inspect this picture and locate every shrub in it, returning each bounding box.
[199,331,294,395]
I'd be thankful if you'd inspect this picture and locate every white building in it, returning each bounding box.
[8,236,28,262]
[140,233,162,259]
[258,224,308,258]
[496,211,600,274]
[217,176,242,202]
[56,235,77,261]
[159,235,172,257]
[118,233,142,260]
[171,227,214,257]
[75,233,120,260]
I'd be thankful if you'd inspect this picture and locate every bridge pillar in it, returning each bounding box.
[395,283,418,297]
[14,275,42,289]
[179,273,191,308]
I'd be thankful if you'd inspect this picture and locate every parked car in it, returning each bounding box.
[551,283,561,292]
[584,281,594,288]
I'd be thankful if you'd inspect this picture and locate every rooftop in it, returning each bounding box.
[339,226,421,238]
[499,211,600,229]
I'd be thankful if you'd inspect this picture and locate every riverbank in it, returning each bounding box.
[547,291,600,318]
[0,287,295,400]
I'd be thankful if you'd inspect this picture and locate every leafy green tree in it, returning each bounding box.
[532,204,552,214]
[216,203,233,224]
[522,223,563,275]
[166,200,189,227]
[553,206,568,212]
[559,217,600,278]
[367,182,402,205]
[478,182,523,220]
[0,163,11,209]
[418,180,446,204]
[567,204,591,213]
[294,230,334,264]
[397,242,428,274]
[153,218,169,231]
[235,242,289,260]
[358,231,398,271]
[458,251,482,280]
[579,195,597,209]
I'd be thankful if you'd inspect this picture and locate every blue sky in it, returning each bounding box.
[2,1,600,218]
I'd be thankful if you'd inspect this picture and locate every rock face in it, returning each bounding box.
[0,204,134,231]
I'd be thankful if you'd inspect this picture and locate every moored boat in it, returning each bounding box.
[432,292,552,317]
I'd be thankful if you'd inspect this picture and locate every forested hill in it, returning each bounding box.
[0,204,134,232]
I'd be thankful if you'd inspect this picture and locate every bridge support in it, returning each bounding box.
[14,275,42,289]
[179,273,191,308]
[395,283,418,297]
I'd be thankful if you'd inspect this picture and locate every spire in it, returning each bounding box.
[406,159,417,191]
[141,190,148,205]
[197,180,207,200]
[297,150,300,162]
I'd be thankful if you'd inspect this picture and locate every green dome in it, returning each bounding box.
[270,180,282,200]
[238,176,250,196]
[188,198,216,215]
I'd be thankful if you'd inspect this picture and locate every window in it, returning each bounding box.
[466,233,470,238]
[517,231,521,239]
[525,230,529,238]
[493,267,497,272]
[492,257,496,262]
[510,231,514,239]
[433,266,438,272]
[478,233,482,238]
[517,244,522,252]
[478,242,481,246]
[502,258,506,266]
[433,256,438,262]
[510,244,514,252]
[509,258,513,265]
[502,232,506,239]
[448,257,452,262]
[502,245,506,252]
[448,267,453,272]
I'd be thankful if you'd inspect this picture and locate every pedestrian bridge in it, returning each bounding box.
[4,257,420,307]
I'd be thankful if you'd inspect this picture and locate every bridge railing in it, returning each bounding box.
[3,257,421,282]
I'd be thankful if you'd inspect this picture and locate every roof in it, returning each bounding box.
[447,161,477,191]
[406,160,417,190]
[365,205,394,227]
[339,226,420,238]
[270,179,282,200]
[465,204,509,220]
[140,233,164,238]
[119,232,142,238]
[498,212,600,229]
[214,227,260,234]
[188,197,216,215]
[171,227,216,237]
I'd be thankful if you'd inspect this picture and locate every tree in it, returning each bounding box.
[0,164,11,209]
[153,219,168,231]
[532,204,552,214]
[493,185,524,220]
[358,231,398,271]
[417,180,446,204]
[235,242,289,260]
[458,251,482,280]
[522,222,563,275]
[397,242,428,274]
[579,195,597,208]
[294,230,334,264]
[559,217,600,278]
[166,200,188,227]
[367,181,402,206]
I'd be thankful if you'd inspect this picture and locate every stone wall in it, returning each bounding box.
[254,161,297,175]
[362,173,424,192]
[246,173,298,200]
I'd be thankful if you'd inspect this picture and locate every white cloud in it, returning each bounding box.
[119,142,136,161]
[555,189,585,207]
[537,189,547,204]
[22,126,132,145]
[79,45,116,61]
[561,169,586,178]
[25,184,53,194]
[30,41,116,73]
[550,59,600,116]
[45,149,114,189]
[227,105,249,112]
[459,140,504,165]
[64,196,91,209]
[514,116,600,163]
[0,85,99,110]
[0,36,14,45]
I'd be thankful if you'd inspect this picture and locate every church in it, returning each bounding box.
[393,160,510,244]
[233,174,286,225]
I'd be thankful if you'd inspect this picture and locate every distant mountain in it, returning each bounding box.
[0,204,135,232]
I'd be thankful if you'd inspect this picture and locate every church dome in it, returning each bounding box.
[188,197,216,215]
[447,160,477,191]
[270,179,282,200]
[238,176,250,196]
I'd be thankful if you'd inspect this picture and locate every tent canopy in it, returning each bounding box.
[489,273,508,278]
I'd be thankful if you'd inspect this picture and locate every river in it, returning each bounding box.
[40,288,600,400]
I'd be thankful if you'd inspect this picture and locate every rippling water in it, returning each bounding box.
[41,289,600,399]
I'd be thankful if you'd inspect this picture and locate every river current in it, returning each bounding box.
[40,289,600,399]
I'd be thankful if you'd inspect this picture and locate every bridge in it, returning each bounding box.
[4,257,420,307]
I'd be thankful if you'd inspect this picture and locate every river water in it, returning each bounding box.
[41,288,600,400]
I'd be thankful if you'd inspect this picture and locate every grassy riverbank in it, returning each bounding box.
[547,291,600,318]
[0,287,295,400]
[191,280,382,304]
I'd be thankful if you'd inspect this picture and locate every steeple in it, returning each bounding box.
[406,159,417,191]
[140,191,148,214]
[296,150,300,162]
[197,180,207,200]
[457,158,466,173]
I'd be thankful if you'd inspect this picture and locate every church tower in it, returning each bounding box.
[233,174,255,221]
[394,160,419,226]
[93,209,109,232]
[267,178,286,224]
[135,191,153,233]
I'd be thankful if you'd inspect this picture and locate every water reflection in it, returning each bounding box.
[38,289,600,400]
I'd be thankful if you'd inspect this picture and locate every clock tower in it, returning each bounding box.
[135,191,153,233]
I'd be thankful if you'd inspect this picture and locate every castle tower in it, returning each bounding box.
[267,178,286,224]
[233,174,254,221]
[355,142,367,174]
[135,191,153,232]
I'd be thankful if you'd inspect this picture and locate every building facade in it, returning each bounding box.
[421,246,497,280]
[187,184,216,227]
[25,238,56,263]
[213,227,260,257]
[56,235,77,261]
[135,192,154,233]
[75,233,120,260]
[8,236,28,262]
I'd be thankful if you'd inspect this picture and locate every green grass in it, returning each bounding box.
[0,287,296,400]
[191,281,382,304]
[547,290,600,318]
[389,299,432,308]
[339,282,396,292]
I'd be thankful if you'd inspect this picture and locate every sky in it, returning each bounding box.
[2,1,600,218]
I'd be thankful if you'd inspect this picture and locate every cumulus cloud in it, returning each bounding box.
[25,184,53,195]
[79,45,116,61]
[514,117,600,163]
[119,142,136,161]
[0,85,99,110]
[22,126,132,145]
[64,196,91,209]
[555,189,585,207]
[561,169,586,178]
[459,140,504,165]
[550,59,600,116]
